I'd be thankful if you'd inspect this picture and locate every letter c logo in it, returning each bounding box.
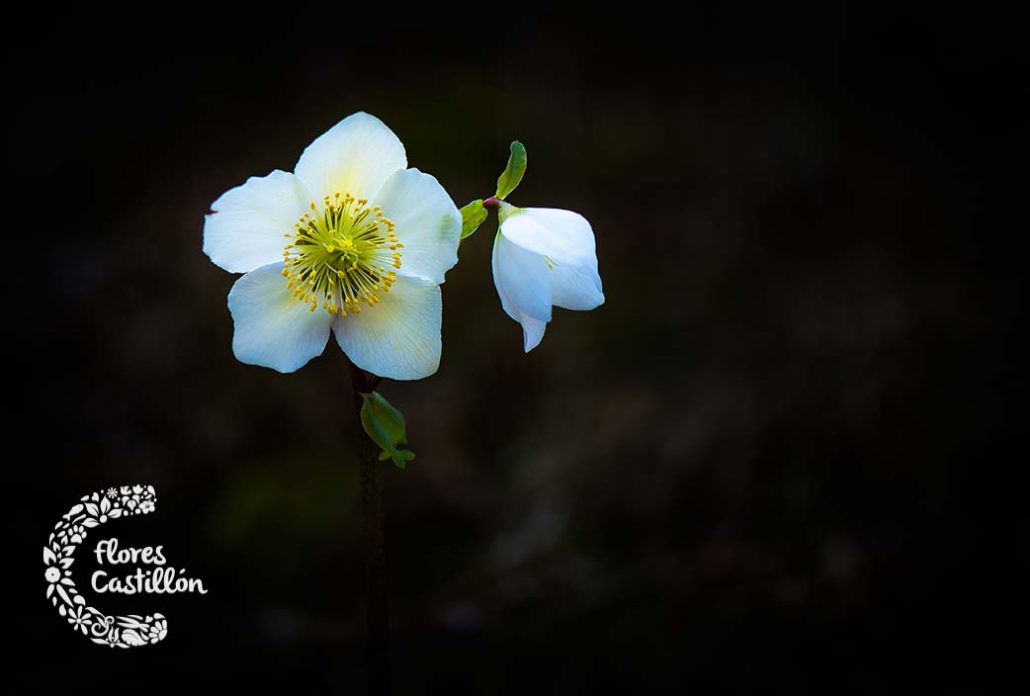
[44,485,168,647]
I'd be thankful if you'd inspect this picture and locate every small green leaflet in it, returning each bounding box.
[460,199,488,239]
[495,140,527,201]
[359,391,415,469]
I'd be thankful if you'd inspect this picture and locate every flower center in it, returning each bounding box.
[282,193,403,315]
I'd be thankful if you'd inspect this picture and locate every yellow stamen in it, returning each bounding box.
[281,193,401,317]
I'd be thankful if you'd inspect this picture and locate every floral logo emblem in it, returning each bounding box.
[44,485,168,648]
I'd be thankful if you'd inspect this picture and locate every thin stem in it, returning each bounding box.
[349,361,390,695]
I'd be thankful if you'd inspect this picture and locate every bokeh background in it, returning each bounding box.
[10,4,1019,693]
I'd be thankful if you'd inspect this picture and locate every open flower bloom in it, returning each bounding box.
[203,112,461,379]
[492,206,604,351]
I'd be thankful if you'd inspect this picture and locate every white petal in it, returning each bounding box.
[550,260,605,311]
[203,171,312,273]
[373,168,461,284]
[492,233,552,322]
[332,275,442,380]
[294,112,406,202]
[492,233,552,352]
[499,207,597,266]
[228,263,332,373]
[518,314,548,353]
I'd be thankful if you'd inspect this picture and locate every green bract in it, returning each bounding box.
[495,140,527,201]
[359,392,415,469]
[460,199,489,239]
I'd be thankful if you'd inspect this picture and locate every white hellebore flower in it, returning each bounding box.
[492,204,604,351]
[203,112,461,379]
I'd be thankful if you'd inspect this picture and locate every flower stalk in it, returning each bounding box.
[349,361,391,695]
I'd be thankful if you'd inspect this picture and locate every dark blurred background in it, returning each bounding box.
[9,3,1020,693]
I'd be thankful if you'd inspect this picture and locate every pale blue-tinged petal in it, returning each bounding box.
[498,207,597,266]
[492,232,552,352]
[492,232,552,323]
[332,275,442,380]
[228,263,332,373]
[550,260,605,311]
[518,314,548,352]
[373,168,461,284]
[294,112,407,202]
[203,171,312,273]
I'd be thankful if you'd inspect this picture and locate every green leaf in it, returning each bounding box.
[495,140,527,201]
[459,199,489,239]
[359,392,415,469]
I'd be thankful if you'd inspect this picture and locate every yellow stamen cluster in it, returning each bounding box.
[281,192,403,315]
